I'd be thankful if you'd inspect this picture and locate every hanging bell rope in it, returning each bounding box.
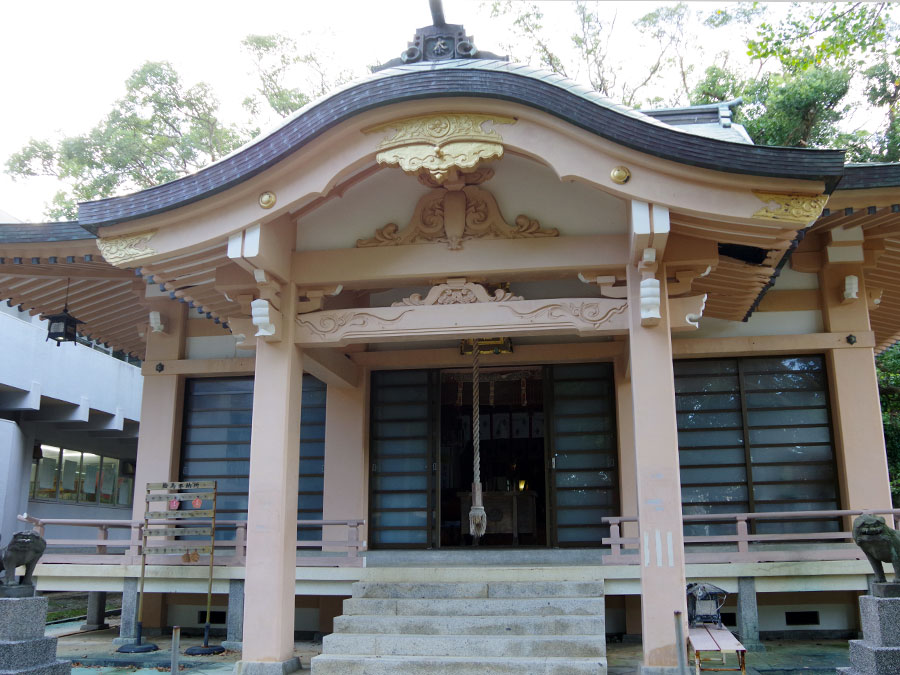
[469,340,487,540]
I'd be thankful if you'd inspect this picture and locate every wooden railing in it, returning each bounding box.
[17,515,365,568]
[602,508,900,565]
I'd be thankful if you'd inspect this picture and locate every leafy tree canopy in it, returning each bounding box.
[6,61,247,221]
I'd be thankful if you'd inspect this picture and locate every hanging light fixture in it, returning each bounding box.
[46,279,84,346]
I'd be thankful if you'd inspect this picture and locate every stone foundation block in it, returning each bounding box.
[860,595,900,648]
[0,660,71,675]
[848,639,900,674]
[0,637,58,669]
[0,598,47,641]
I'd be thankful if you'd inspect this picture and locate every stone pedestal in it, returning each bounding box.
[838,591,900,675]
[0,596,70,674]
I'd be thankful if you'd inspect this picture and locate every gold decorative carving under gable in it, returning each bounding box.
[752,192,829,224]
[393,281,523,306]
[96,231,158,266]
[357,180,559,251]
[364,113,515,183]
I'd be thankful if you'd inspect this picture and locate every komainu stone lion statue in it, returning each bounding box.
[0,531,47,586]
[852,514,900,584]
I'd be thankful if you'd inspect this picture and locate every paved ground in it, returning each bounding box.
[52,623,850,674]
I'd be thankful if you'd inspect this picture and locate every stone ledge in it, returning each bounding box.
[848,639,900,674]
[233,656,301,674]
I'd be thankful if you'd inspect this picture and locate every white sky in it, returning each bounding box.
[0,1,878,223]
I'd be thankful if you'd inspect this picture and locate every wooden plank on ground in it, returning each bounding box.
[688,627,719,652]
[708,628,745,653]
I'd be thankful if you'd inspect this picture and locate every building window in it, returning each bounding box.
[674,355,840,535]
[29,444,134,508]
[179,375,326,541]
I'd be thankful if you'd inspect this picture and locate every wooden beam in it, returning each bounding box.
[293,235,628,289]
[294,297,629,347]
[672,332,874,358]
[350,341,626,370]
[304,348,360,388]
[0,265,132,280]
[141,357,255,377]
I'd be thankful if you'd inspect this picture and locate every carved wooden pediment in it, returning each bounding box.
[96,231,157,266]
[357,182,559,251]
[392,281,523,306]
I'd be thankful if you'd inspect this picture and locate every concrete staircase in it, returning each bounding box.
[311,580,607,674]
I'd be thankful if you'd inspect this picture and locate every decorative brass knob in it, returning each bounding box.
[258,191,277,209]
[610,166,631,184]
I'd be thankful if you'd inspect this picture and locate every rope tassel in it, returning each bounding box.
[469,340,487,541]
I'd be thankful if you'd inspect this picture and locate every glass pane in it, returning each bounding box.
[35,446,60,499]
[29,460,37,498]
[100,458,119,505]
[59,449,81,502]
[79,453,101,502]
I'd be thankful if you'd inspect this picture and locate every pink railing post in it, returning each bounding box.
[234,523,247,565]
[97,525,108,555]
[609,522,622,562]
[347,522,359,559]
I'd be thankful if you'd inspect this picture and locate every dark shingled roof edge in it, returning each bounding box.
[0,221,96,244]
[77,67,847,228]
[838,164,900,191]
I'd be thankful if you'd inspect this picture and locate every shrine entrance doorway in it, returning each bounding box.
[438,366,547,547]
[368,363,619,550]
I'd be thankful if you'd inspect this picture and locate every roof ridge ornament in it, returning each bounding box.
[375,0,507,71]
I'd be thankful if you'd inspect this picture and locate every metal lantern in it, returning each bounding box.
[46,279,84,346]
[686,582,728,627]
[45,308,83,345]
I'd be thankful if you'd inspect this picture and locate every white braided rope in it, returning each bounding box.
[472,344,480,486]
[469,341,486,538]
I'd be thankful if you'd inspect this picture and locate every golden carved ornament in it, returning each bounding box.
[752,192,829,224]
[258,191,276,209]
[356,182,559,251]
[364,113,515,184]
[96,230,158,266]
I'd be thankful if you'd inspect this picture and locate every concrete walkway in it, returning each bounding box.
[53,624,850,674]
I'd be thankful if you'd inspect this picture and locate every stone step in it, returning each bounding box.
[310,654,607,675]
[322,633,606,658]
[342,596,606,617]
[333,614,605,636]
[351,581,604,599]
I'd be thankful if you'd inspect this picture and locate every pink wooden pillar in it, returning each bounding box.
[626,265,688,671]
[131,301,187,521]
[819,263,892,512]
[615,357,638,538]
[238,336,304,672]
[322,381,368,549]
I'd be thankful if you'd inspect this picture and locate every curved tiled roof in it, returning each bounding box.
[77,60,847,228]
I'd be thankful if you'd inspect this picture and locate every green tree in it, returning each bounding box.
[747,2,891,72]
[6,62,245,220]
[876,345,900,506]
[241,33,341,120]
[691,65,852,148]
